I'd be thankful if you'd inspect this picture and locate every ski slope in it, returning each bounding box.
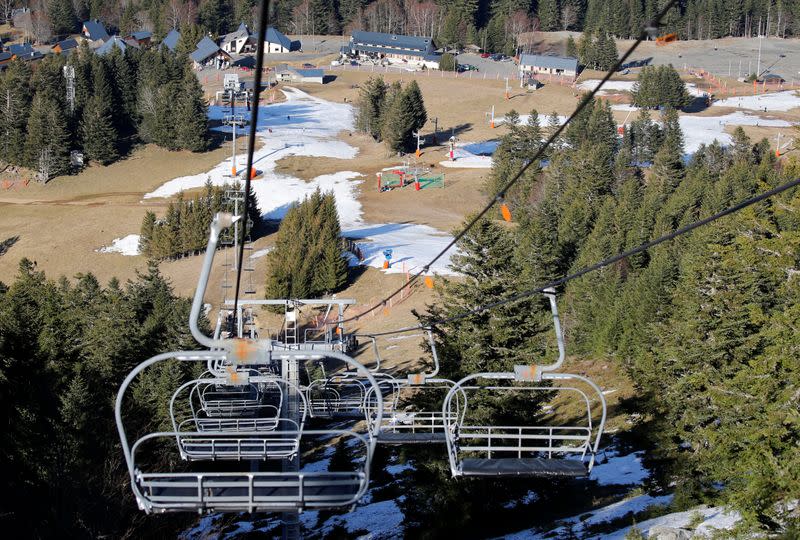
[138,88,457,275]
[714,89,800,112]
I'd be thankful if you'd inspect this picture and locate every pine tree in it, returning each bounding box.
[24,93,71,180]
[199,0,234,35]
[0,60,32,166]
[355,76,387,140]
[49,0,77,37]
[538,0,560,31]
[81,58,119,165]
[565,34,578,57]
[139,211,156,256]
[81,94,119,165]
[404,80,427,132]
[175,66,209,152]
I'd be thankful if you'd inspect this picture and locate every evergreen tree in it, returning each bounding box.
[81,94,119,165]
[0,60,32,165]
[355,76,387,140]
[439,53,457,71]
[199,0,234,35]
[48,0,77,37]
[24,94,71,181]
[538,0,560,31]
[175,66,209,152]
[565,34,578,57]
[81,57,119,164]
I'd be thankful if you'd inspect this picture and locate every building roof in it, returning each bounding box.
[519,53,578,72]
[83,20,109,41]
[52,38,79,51]
[96,35,128,56]
[162,29,180,52]
[294,68,324,78]
[8,43,43,60]
[0,52,13,62]
[190,36,224,63]
[222,23,249,44]
[351,31,433,52]
[8,43,34,55]
[265,26,291,50]
[129,31,152,41]
[349,42,440,60]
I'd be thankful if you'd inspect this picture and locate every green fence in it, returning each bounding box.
[417,174,445,189]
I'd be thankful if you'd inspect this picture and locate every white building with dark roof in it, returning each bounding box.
[343,31,441,69]
[518,54,579,80]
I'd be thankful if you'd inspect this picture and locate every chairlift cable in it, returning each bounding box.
[339,0,680,325]
[364,176,800,337]
[233,0,272,326]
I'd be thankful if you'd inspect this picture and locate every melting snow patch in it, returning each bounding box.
[319,498,404,539]
[344,223,457,276]
[98,234,140,256]
[578,79,637,93]
[714,90,800,112]
[595,504,742,540]
[249,247,271,259]
[591,450,650,486]
[498,493,673,539]
[679,111,790,154]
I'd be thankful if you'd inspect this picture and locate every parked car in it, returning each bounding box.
[490,53,503,61]
[480,52,491,58]
[461,64,479,71]
[302,63,316,69]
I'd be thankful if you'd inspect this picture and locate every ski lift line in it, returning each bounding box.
[338,0,680,327]
[365,176,800,337]
[232,0,272,325]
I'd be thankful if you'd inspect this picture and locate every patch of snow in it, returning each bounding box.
[300,457,331,473]
[98,234,141,256]
[319,498,404,538]
[386,333,425,341]
[612,108,791,155]
[612,104,641,112]
[596,505,742,540]
[180,514,223,539]
[463,140,500,155]
[499,493,673,540]
[385,461,414,475]
[679,111,790,154]
[591,450,650,486]
[578,79,637,93]
[145,88,359,201]
[249,247,271,259]
[344,223,458,276]
[714,90,800,112]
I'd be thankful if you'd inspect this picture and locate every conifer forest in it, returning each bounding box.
[0,0,799,538]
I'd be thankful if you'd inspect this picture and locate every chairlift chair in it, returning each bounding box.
[442,289,607,478]
[115,214,385,514]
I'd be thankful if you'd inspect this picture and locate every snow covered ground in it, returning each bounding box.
[133,88,457,275]
[611,105,792,154]
[578,79,637,93]
[714,89,800,112]
[97,234,140,256]
[578,79,709,97]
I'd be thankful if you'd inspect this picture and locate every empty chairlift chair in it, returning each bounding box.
[170,374,305,461]
[365,331,467,445]
[114,213,386,514]
[442,289,607,478]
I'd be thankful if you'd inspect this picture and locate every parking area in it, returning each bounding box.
[455,53,518,78]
